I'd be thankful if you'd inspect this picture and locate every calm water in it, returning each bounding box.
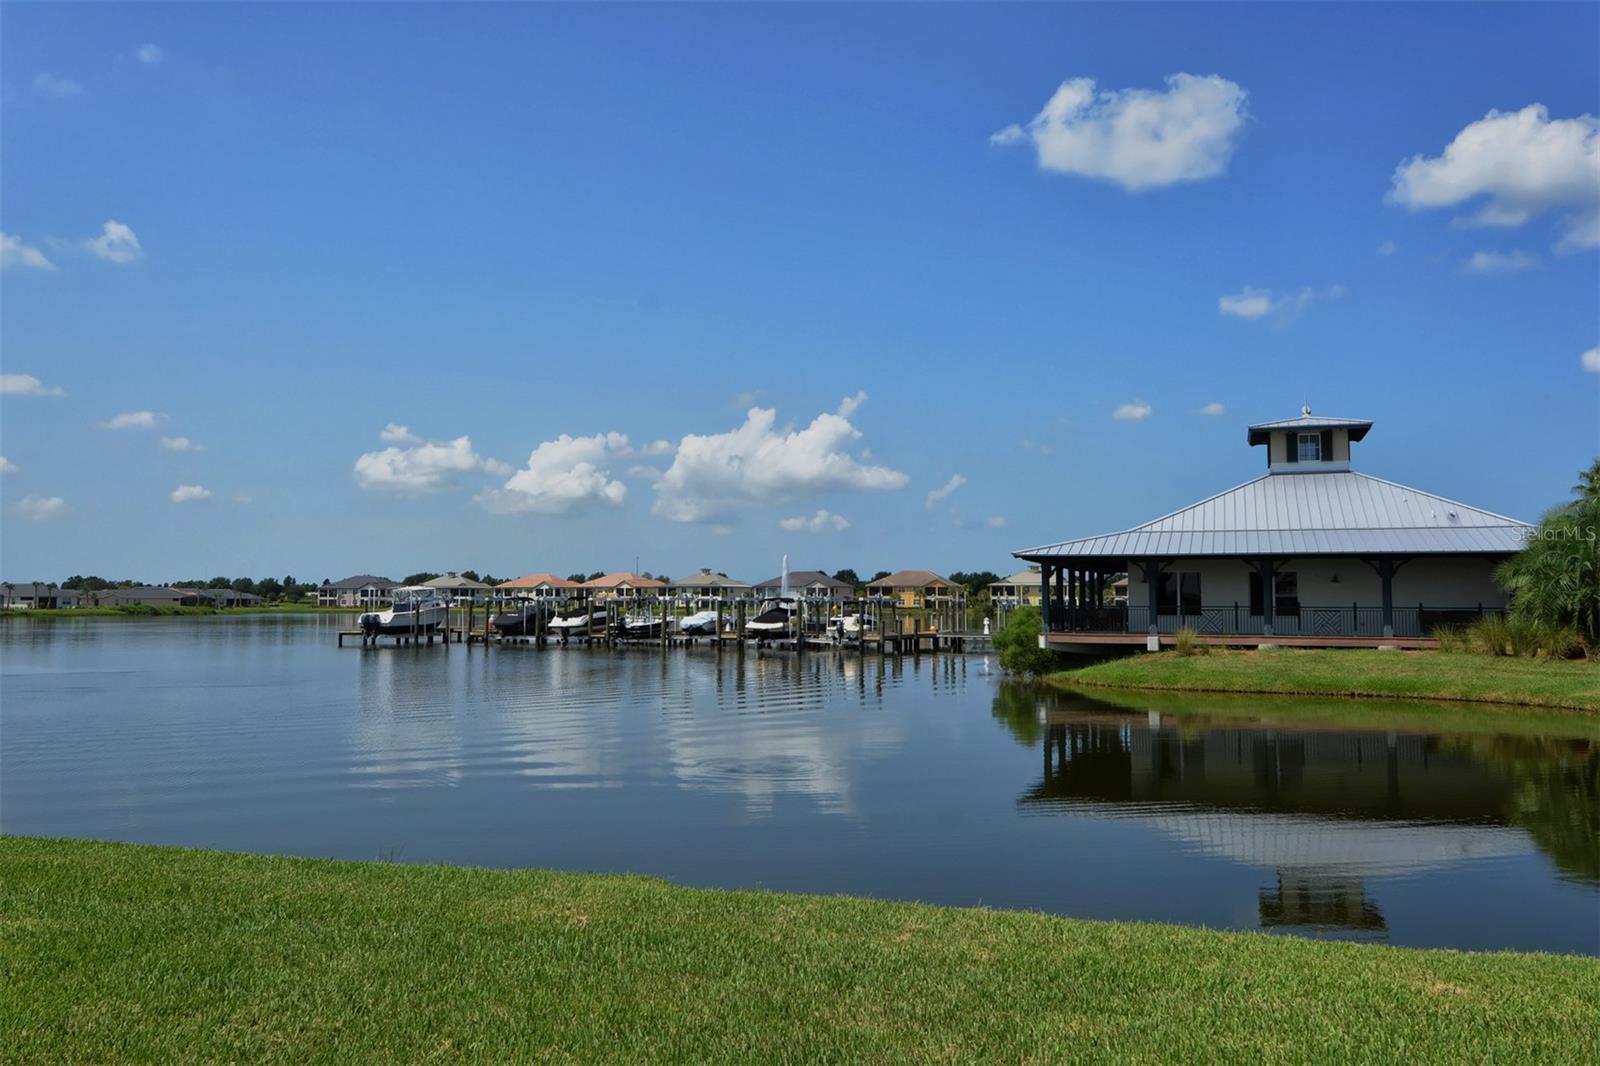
[3,616,1596,955]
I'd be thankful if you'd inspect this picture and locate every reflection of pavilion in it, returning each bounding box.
[1026,717,1534,939]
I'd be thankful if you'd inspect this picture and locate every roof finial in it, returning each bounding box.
[1301,402,1312,416]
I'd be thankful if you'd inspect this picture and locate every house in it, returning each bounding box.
[666,569,753,603]
[753,570,853,604]
[581,572,666,604]
[1,582,80,609]
[987,566,1044,609]
[867,570,966,610]
[97,586,206,607]
[422,573,494,603]
[317,575,397,608]
[495,573,584,605]
[204,589,262,607]
[1013,408,1533,651]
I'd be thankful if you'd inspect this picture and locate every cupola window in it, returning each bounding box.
[1296,432,1323,462]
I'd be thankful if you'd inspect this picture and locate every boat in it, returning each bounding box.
[621,614,667,639]
[744,597,795,638]
[490,601,543,636]
[358,586,449,636]
[549,604,606,637]
[679,609,720,635]
[826,612,874,642]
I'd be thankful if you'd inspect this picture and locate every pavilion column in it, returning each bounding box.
[1379,557,1398,639]
[1143,559,1161,640]
[1040,562,1054,632]
[1255,559,1277,637]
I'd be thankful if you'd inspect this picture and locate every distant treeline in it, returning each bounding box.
[60,575,317,601]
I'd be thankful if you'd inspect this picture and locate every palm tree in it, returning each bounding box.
[1574,457,1600,502]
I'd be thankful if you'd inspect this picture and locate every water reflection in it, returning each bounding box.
[994,682,1600,938]
[3,618,1595,953]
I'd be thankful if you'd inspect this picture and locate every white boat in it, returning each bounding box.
[358,586,449,636]
[549,606,605,634]
[827,612,874,640]
[679,609,719,635]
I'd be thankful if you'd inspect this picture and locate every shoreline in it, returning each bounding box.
[4,836,1596,1062]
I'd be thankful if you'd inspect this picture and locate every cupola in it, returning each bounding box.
[1246,406,1372,472]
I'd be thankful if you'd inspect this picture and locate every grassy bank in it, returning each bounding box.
[4,838,1597,1062]
[1057,648,1600,712]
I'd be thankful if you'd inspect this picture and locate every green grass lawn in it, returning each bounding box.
[1,604,347,619]
[4,838,1597,1063]
[1057,648,1600,712]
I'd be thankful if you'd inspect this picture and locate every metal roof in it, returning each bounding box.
[1247,408,1372,446]
[1015,471,1532,560]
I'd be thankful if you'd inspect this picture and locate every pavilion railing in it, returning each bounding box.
[1047,604,1506,639]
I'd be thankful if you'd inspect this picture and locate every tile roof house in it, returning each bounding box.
[987,566,1044,608]
[0,582,81,609]
[666,569,753,601]
[754,570,853,602]
[317,575,398,608]
[495,573,583,603]
[1014,408,1533,650]
[866,570,965,609]
[581,572,666,602]
[422,573,494,601]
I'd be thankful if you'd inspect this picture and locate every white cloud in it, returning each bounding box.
[16,495,68,522]
[100,410,162,430]
[0,373,66,396]
[233,494,253,505]
[159,436,205,452]
[1,233,56,271]
[1219,284,1342,320]
[1377,240,1398,256]
[992,73,1248,191]
[626,465,663,481]
[379,423,421,445]
[354,430,508,495]
[83,220,142,264]
[0,456,16,475]
[641,439,674,456]
[651,394,907,523]
[138,44,163,65]
[779,509,850,533]
[476,432,629,514]
[1197,402,1227,416]
[1218,286,1273,319]
[986,515,1008,529]
[33,73,84,98]
[1388,104,1600,251]
[1113,401,1152,422]
[1582,347,1600,374]
[170,484,211,503]
[1465,249,1538,274]
[925,474,967,510]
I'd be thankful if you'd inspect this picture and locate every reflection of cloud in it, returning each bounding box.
[349,653,464,788]
[659,655,903,816]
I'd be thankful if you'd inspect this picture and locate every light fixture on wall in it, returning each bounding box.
[1330,574,1341,585]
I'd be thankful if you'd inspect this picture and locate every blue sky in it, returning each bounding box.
[3,3,1597,585]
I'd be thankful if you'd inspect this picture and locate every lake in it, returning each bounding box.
[3,615,1596,955]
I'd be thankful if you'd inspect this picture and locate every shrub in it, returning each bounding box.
[1495,492,1600,656]
[992,607,1061,676]
[1435,625,1470,653]
[1173,627,1207,657]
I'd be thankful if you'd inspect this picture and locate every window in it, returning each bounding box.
[1249,571,1300,616]
[1296,433,1322,462]
[1158,572,1202,615]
